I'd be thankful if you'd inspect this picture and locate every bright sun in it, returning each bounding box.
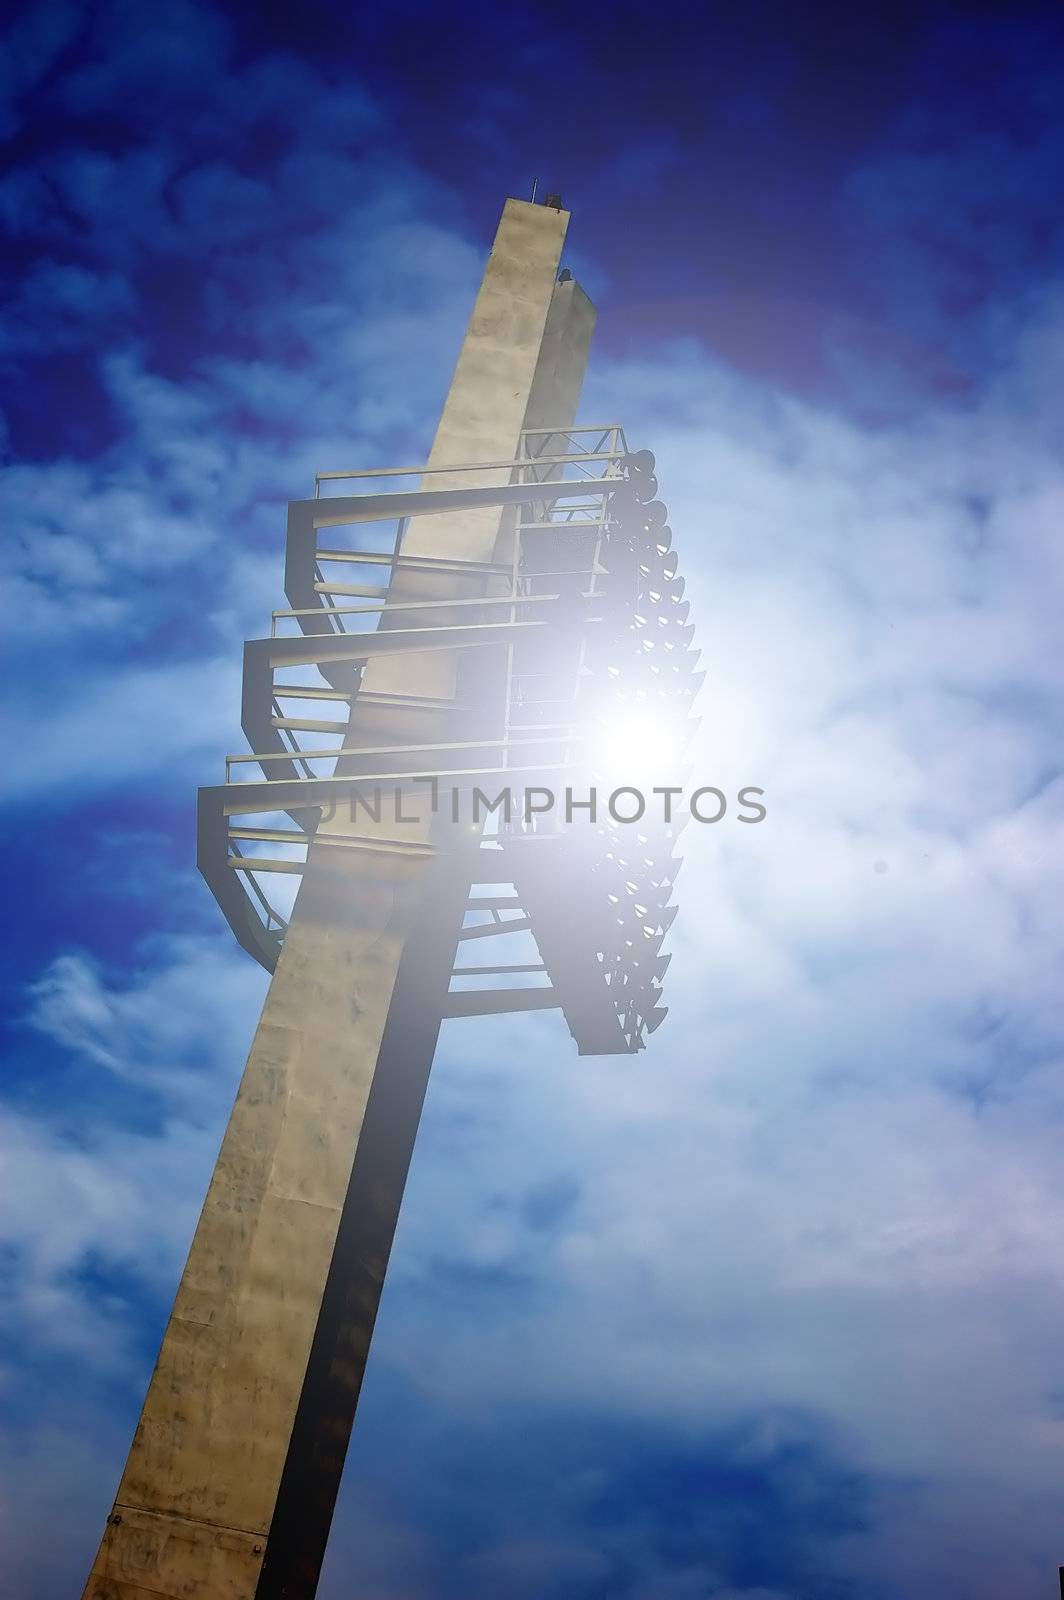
[585,703,688,788]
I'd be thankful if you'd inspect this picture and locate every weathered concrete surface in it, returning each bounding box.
[83,197,594,1600]
[83,852,427,1597]
[369,197,576,704]
[81,1505,265,1599]
[523,274,598,440]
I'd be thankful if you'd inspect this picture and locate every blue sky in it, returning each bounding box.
[3,2,1064,1596]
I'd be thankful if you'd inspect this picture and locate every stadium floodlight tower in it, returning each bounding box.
[83,196,701,1600]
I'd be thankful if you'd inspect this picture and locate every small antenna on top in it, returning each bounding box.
[530,176,539,203]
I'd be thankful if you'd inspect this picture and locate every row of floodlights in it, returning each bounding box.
[587,450,700,1044]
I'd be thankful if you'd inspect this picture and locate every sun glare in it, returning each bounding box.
[586,703,688,787]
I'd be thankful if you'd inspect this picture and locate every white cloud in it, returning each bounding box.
[4,937,265,1348]
[4,654,242,800]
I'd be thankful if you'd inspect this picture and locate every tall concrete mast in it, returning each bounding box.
[84,198,595,1600]
[83,194,696,1600]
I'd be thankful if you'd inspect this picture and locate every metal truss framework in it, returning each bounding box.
[199,426,702,1054]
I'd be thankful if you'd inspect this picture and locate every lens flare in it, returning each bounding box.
[586,703,686,787]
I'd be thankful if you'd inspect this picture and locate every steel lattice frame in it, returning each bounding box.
[198,426,701,1054]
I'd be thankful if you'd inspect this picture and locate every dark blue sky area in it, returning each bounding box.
[5,0,1064,469]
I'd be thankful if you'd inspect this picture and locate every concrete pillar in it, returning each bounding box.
[83,198,594,1600]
